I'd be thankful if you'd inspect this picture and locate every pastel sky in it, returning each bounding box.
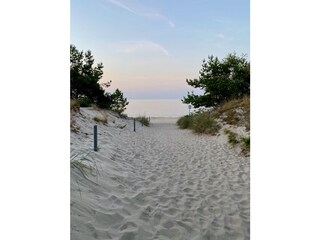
[71,0,250,99]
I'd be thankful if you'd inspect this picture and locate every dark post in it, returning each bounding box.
[94,125,98,151]
[133,118,136,132]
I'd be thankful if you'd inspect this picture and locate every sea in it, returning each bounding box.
[124,99,191,118]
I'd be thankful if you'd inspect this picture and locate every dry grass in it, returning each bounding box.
[70,99,80,113]
[212,96,250,129]
[70,99,81,132]
[70,117,80,133]
[93,112,108,125]
[90,103,99,110]
[136,116,150,126]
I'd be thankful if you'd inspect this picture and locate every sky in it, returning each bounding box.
[71,0,250,99]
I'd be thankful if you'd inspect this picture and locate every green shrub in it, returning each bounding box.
[177,115,194,129]
[177,113,220,135]
[192,112,220,135]
[78,96,91,107]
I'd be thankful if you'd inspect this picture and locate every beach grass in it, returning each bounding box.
[70,99,80,112]
[70,152,100,182]
[224,129,240,145]
[93,112,108,125]
[136,116,150,126]
[212,96,250,129]
[177,112,220,135]
[177,115,194,129]
[241,136,250,156]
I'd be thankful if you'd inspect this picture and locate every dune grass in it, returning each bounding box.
[70,99,80,113]
[70,99,81,132]
[212,95,250,129]
[224,129,250,156]
[241,136,250,156]
[177,115,194,129]
[70,152,100,182]
[93,112,108,125]
[178,97,250,155]
[70,117,80,133]
[136,116,150,126]
[177,112,220,135]
[224,129,240,145]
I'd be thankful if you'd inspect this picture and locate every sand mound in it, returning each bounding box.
[71,108,250,239]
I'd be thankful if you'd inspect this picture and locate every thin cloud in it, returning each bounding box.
[120,41,170,56]
[216,33,234,40]
[142,12,175,28]
[168,21,175,28]
[107,0,137,15]
[105,0,174,27]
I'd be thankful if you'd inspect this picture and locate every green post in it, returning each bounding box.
[94,125,98,151]
[134,118,136,132]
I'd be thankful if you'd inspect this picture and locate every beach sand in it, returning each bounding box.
[71,108,250,240]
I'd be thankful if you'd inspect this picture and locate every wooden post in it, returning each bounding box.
[94,125,98,151]
[133,118,136,132]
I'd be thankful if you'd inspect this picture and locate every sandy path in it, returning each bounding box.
[71,109,250,240]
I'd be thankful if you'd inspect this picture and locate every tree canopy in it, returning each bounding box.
[183,53,250,108]
[110,89,129,114]
[70,45,112,108]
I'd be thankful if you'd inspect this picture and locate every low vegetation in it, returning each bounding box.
[177,112,220,135]
[70,99,80,113]
[224,129,240,145]
[116,124,127,129]
[177,96,250,156]
[241,137,250,156]
[70,152,100,182]
[93,112,108,125]
[213,96,250,130]
[70,100,80,132]
[177,115,194,129]
[180,53,250,156]
[136,116,150,126]
[70,117,80,133]
[224,129,250,156]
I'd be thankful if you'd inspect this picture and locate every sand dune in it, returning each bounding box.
[71,108,250,240]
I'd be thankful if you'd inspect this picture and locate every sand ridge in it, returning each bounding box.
[71,108,250,239]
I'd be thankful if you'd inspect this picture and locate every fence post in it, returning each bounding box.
[134,118,136,132]
[94,125,98,151]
